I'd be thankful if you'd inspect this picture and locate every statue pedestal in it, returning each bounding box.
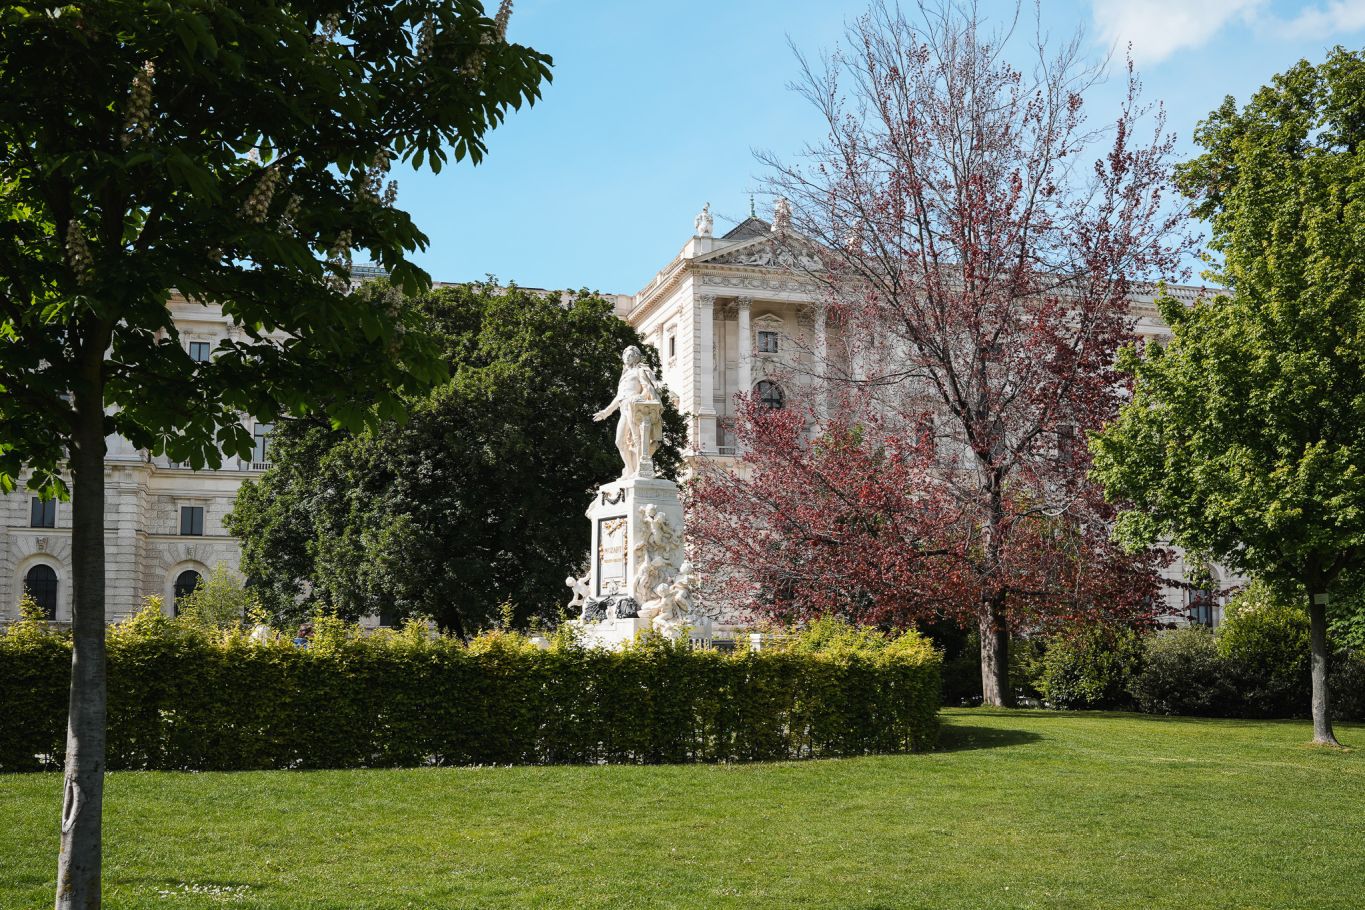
[578,615,651,649]
[575,474,686,649]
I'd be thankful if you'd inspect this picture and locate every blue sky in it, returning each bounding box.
[398,0,1365,293]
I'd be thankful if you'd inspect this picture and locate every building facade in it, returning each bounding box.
[616,206,1232,624]
[2,297,275,623]
[1,204,1230,625]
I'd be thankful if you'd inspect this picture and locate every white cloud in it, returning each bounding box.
[1091,0,1365,65]
[1090,0,1264,64]
[1274,1,1365,39]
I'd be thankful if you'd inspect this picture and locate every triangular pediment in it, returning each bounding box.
[696,232,824,271]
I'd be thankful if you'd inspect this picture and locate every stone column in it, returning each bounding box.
[736,297,753,396]
[813,303,829,421]
[696,293,717,452]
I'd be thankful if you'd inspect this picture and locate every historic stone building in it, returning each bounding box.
[2,295,275,623]
[0,205,1229,625]
[618,204,1230,623]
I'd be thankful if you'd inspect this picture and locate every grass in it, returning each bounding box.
[2,709,1363,909]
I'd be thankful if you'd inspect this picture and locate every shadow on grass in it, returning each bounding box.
[935,723,1042,752]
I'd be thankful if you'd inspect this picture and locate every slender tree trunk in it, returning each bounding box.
[978,476,1013,707]
[978,599,1012,707]
[56,350,108,910]
[1307,594,1340,747]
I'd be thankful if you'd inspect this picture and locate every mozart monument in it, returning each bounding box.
[567,346,702,646]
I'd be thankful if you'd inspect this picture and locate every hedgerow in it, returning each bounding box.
[0,611,941,772]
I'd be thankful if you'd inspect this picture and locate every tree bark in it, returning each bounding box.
[1307,595,1340,747]
[56,349,108,910]
[978,476,1013,708]
[978,600,1012,707]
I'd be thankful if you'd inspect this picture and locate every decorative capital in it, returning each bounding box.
[697,293,716,309]
[736,296,752,311]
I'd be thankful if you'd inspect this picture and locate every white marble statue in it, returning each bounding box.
[649,580,691,640]
[632,504,682,604]
[565,573,591,611]
[695,202,713,238]
[772,196,792,235]
[648,562,700,640]
[593,346,664,479]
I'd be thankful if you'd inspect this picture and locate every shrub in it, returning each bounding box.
[1130,627,1239,716]
[1036,627,1145,710]
[1216,583,1310,718]
[0,598,70,771]
[1328,650,1365,722]
[0,613,940,772]
[174,563,261,631]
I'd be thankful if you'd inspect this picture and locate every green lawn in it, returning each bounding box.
[2,709,1362,909]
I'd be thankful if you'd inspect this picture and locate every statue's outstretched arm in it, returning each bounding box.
[592,392,622,422]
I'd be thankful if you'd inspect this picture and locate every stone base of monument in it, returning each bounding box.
[568,473,698,649]
[577,614,653,649]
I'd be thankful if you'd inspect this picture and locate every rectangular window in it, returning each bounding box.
[189,341,211,362]
[668,333,676,361]
[252,423,274,469]
[757,330,780,354]
[30,497,56,528]
[180,506,204,536]
[1056,424,1075,465]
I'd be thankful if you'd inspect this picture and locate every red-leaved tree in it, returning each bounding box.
[688,1,1187,705]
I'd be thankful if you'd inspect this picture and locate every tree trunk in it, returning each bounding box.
[978,475,1013,708]
[1307,596,1340,747]
[978,601,1012,707]
[56,357,108,910]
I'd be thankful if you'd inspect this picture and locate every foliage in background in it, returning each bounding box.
[1129,627,1239,717]
[1035,627,1145,711]
[701,0,1184,707]
[173,563,261,631]
[1216,582,1310,718]
[1327,577,1365,651]
[0,610,939,773]
[1092,48,1365,745]
[228,283,686,635]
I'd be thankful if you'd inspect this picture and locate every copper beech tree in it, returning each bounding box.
[687,1,1186,704]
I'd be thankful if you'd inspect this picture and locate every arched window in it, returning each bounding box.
[757,380,785,410]
[24,565,58,620]
[173,570,203,613]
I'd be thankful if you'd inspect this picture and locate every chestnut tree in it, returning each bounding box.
[0,3,549,906]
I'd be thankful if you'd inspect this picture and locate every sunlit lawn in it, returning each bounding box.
[2,709,1362,909]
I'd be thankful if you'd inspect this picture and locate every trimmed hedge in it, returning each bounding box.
[0,614,941,772]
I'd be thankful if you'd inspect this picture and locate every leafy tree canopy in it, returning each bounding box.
[0,1,551,489]
[227,282,687,636]
[1093,48,1365,596]
[1091,48,1365,744]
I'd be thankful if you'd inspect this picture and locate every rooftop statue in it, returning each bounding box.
[772,196,792,235]
[695,202,713,238]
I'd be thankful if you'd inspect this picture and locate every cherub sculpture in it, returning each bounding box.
[566,573,591,612]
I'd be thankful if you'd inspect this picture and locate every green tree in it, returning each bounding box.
[227,282,687,637]
[1091,49,1365,746]
[0,4,549,905]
